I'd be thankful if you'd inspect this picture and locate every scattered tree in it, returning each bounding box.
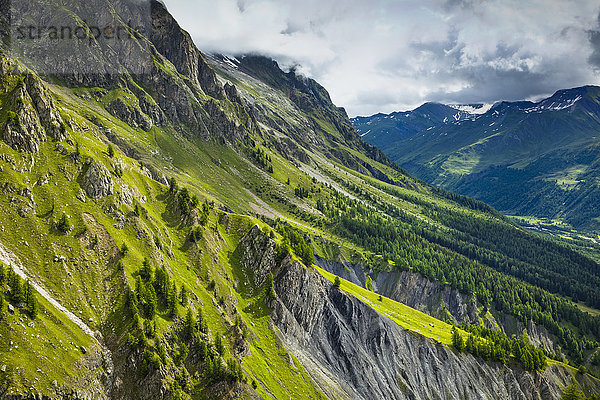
[333,276,341,289]
[184,308,195,339]
[169,177,178,193]
[180,285,188,305]
[265,273,275,300]
[561,384,586,400]
[56,213,70,233]
[452,330,465,351]
[215,335,225,357]
[120,242,129,256]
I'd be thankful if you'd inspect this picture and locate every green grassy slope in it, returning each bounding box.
[0,1,599,397]
[357,87,600,232]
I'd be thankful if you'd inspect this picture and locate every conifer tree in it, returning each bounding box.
[452,330,465,351]
[215,334,225,357]
[185,308,195,339]
[180,285,188,305]
[333,276,341,289]
[561,384,586,400]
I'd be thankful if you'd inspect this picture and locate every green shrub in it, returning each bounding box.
[333,276,341,289]
[56,213,70,233]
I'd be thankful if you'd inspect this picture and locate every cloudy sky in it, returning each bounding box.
[162,0,600,117]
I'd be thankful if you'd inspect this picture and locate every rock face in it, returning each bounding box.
[1,64,66,152]
[3,84,46,152]
[271,260,577,400]
[80,161,113,199]
[317,257,479,325]
[106,98,153,131]
[233,230,595,400]
[318,257,559,354]
[24,73,67,141]
[237,225,278,293]
[149,0,224,100]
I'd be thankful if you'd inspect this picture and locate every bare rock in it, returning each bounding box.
[24,73,67,141]
[107,97,153,132]
[3,84,45,152]
[80,161,113,199]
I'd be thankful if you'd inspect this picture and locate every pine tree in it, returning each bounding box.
[23,280,31,305]
[107,144,115,158]
[452,330,465,351]
[520,348,533,371]
[141,258,153,281]
[24,280,37,319]
[333,276,341,289]
[185,308,195,339]
[10,273,23,303]
[198,340,207,361]
[0,263,5,285]
[561,384,586,400]
[169,177,178,193]
[197,307,208,334]
[180,285,188,305]
[168,282,178,317]
[215,334,225,357]
[57,213,70,233]
[465,334,476,353]
[28,290,38,319]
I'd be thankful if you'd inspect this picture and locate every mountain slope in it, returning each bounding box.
[0,1,599,399]
[357,86,600,232]
[352,102,489,148]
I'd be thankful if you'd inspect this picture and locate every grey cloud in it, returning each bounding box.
[589,12,600,68]
[163,0,600,116]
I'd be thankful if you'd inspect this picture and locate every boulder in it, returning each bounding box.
[80,161,113,199]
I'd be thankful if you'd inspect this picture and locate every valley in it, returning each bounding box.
[0,0,599,399]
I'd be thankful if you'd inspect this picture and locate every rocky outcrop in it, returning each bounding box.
[318,257,479,325]
[0,57,66,152]
[237,225,278,293]
[375,268,480,325]
[233,230,596,400]
[3,83,46,152]
[24,73,67,141]
[149,0,224,100]
[271,260,592,400]
[319,257,559,354]
[107,98,153,131]
[80,160,113,199]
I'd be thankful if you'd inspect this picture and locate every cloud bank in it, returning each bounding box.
[163,0,600,116]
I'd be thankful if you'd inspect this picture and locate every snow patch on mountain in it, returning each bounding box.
[449,103,493,115]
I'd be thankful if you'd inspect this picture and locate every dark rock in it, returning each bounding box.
[80,161,113,199]
[106,97,153,131]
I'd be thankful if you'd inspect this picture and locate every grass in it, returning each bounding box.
[0,48,597,398]
[577,303,600,317]
[315,266,456,345]
[0,294,96,396]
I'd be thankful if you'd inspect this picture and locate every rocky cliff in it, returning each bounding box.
[231,226,598,400]
[318,257,559,355]
[272,258,592,399]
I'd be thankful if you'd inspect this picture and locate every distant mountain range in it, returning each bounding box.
[353,86,600,232]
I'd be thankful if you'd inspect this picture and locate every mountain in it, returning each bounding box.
[352,102,490,147]
[356,86,600,232]
[0,1,599,399]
